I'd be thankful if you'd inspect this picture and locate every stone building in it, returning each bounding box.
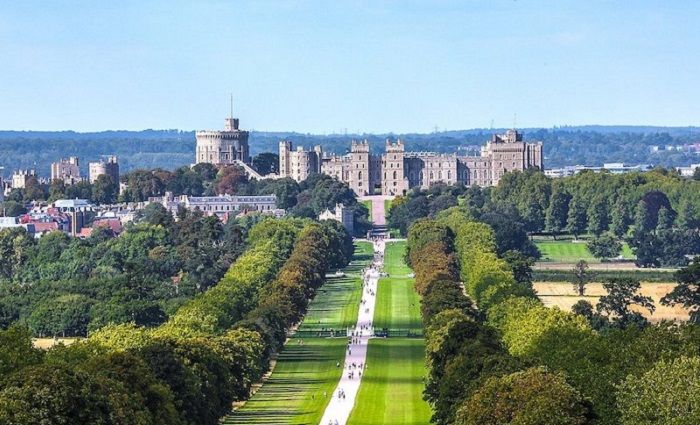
[89,156,120,184]
[51,157,81,185]
[12,169,37,189]
[318,203,354,234]
[195,116,250,166]
[278,129,543,195]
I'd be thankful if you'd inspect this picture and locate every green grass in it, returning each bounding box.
[347,339,432,425]
[535,240,635,263]
[348,241,431,424]
[362,200,372,222]
[224,242,372,424]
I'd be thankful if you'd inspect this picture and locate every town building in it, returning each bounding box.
[195,115,250,166]
[279,129,544,195]
[318,203,354,234]
[149,192,281,220]
[11,169,37,189]
[89,156,120,183]
[544,163,654,178]
[51,157,81,184]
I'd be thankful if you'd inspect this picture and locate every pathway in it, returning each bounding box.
[319,239,384,425]
[358,195,393,227]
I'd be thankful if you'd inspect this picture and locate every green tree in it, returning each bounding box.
[662,258,700,323]
[252,152,279,175]
[566,196,587,238]
[0,200,26,217]
[596,278,655,328]
[617,356,700,425]
[571,260,591,296]
[656,206,675,231]
[587,195,609,236]
[455,367,593,425]
[0,325,43,376]
[91,174,118,204]
[587,233,622,261]
[610,198,631,237]
[545,186,571,236]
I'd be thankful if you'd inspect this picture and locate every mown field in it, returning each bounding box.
[224,241,372,424]
[534,281,690,322]
[348,241,432,424]
[535,239,635,263]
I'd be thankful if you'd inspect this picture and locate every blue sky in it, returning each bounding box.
[0,1,698,133]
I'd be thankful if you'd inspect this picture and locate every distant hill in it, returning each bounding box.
[2,126,700,178]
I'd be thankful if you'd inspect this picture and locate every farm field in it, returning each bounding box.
[534,281,690,322]
[348,241,431,424]
[535,239,635,263]
[224,242,372,424]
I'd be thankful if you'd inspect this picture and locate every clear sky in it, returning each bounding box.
[0,1,698,133]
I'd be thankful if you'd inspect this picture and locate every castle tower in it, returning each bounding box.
[279,140,292,178]
[348,140,371,195]
[382,139,407,195]
[195,101,250,166]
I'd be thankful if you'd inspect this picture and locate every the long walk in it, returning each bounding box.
[319,239,384,425]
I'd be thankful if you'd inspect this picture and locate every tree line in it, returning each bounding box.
[0,217,353,424]
[390,168,700,267]
[408,207,700,424]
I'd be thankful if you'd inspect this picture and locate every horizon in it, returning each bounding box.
[1,1,699,133]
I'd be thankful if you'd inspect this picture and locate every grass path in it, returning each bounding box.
[224,242,372,425]
[347,241,432,425]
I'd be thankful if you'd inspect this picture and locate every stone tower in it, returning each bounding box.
[195,115,250,166]
[348,140,371,195]
[382,139,407,195]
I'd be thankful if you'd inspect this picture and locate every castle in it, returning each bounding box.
[279,129,543,195]
[195,116,250,166]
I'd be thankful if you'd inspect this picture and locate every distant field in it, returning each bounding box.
[32,337,80,350]
[535,239,635,263]
[534,281,690,322]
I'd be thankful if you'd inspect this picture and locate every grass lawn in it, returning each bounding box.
[535,239,635,263]
[348,240,431,424]
[347,339,432,425]
[224,242,372,424]
[362,200,372,222]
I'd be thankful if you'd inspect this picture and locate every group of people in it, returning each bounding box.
[323,236,385,425]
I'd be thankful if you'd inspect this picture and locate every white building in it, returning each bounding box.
[318,203,354,234]
[150,192,280,218]
[11,169,36,189]
[89,156,120,183]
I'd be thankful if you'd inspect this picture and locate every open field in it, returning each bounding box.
[32,337,80,350]
[535,239,635,263]
[534,281,690,322]
[348,241,431,425]
[224,242,372,424]
[347,339,431,425]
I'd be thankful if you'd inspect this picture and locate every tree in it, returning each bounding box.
[545,186,571,236]
[610,198,631,237]
[656,206,675,231]
[502,250,534,289]
[566,196,587,238]
[596,278,655,328]
[587,233,622,261]
[571,300,608,330]
[0,325,43,376]
[216,166,248,195]
[0,200,26,217]
[571,260,591,296]
[662,258,700,323]
[137,202,174,228]
[587,195,609,236]
[91,174,118,204]
[617,356,700,425]
[252,152,279,175]
[455,367,593,425]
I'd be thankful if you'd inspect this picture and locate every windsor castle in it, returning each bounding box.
[279,129,543,196]
[194,115,543,196]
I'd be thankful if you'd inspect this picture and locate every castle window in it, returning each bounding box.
[430,171,434,180]
[447,170,451,180]
[393,170,397,180]
[358,171,363,179]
